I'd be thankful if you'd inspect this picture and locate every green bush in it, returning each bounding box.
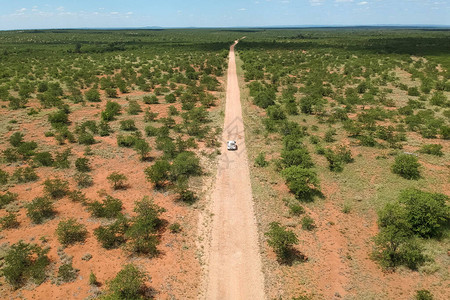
[301,215,316,230]
[77,131,96,145]
[0,191,18,208]
[85,88,101,102]
[9,132,24,147]
[169,223,182,233]
[107,172,128,190]
[143,94,159,104]
[145,159,171,188]
[105,88,118,98]
[75,157,90,172]
[0,213,19,229]
[419,144,443,156]
[254,152,269,167]
[1,241,50,288]
[101,101,121,121]
[282,166,320,201]
[48,110,69,128]
[12,167,39,183]
[53,148,71,169]
[0,169,9,185]
[57,263,78,283]
[170,151,201,182]
[26,197,55,224]
[391,154,421,179]
[120,119,137,131]
[117,134,139,147]
[127,100,142,115]
[43,178,69,199]
[126,197,163,255]
[281,148,314,169]
[134,139,151,161]
[289,204,305,216]
[74,172,93,188]
[94,217,128,249]
[33,152,54,166]
[107,264,146,299]
[68,190,89,204]
[415,289,434,300]
[88,195,123,218]
[265,222,299,261]
[399,189,449,238]
[17,141,38,158]
[3,148,20,162]
[89,271,98,285]
[56,218,88,246]
[373,202,426,270]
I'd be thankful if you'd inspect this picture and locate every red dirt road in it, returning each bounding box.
[203,41,265,299]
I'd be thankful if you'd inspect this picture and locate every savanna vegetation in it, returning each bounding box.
[236,28,449,299]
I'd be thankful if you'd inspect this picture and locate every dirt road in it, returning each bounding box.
[203,41,265,299]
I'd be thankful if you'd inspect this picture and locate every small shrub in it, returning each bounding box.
[120,119,137,131]
[127,100,142,115]
[85,88,100,102]
[9,132,24,147]
[43,178,69,199]
[33,152,54,166]
[26,197,55,224]
[254,152,269,167]
[94,217,128,249]
[419,144,443,156]
[74,172,93,188]
[0,191,18,208]
[107,264,147,299]
[117,134,139,147]
[399,189,449,238]
[88,195,123,218]
[282,166,321,201]
[169,223,181,233]
[0,213,19,229]
[77,132,96,145]
[3,148,20,162]
[134,139,151,161]
[289,203,305,216]
[143,94,158,104]
[145,159,171,188]
[57,263,78,283]
[68,190,88,204]
[48,110,69,128]
[126,196,163,255]
[107,172,128,190]
[415,289,434,300]
[392,154,421,179]
[301,216,316,230]
[265,222,299,261]
[2,241,50,288]
[53,149,71,169]
[0,169,9,185]
[12,167,39,183]
[89,271,98,285]
[75,157,91,172]
[56,218,88,246]
[324,129,336,142]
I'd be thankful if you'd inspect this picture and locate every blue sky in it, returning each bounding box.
[0,0,449,30]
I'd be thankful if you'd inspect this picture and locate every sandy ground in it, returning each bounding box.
[202,41,265,300]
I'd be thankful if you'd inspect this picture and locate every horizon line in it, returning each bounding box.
[2,24,450,32]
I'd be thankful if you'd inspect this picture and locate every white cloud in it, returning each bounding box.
[238,8,247,11]
[335,0,354,2]
[357,1,369,5]
[310,0,325,6]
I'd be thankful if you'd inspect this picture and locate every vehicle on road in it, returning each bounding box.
[227,140,237,151]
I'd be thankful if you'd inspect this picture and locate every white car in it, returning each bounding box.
[227,140,237,151]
